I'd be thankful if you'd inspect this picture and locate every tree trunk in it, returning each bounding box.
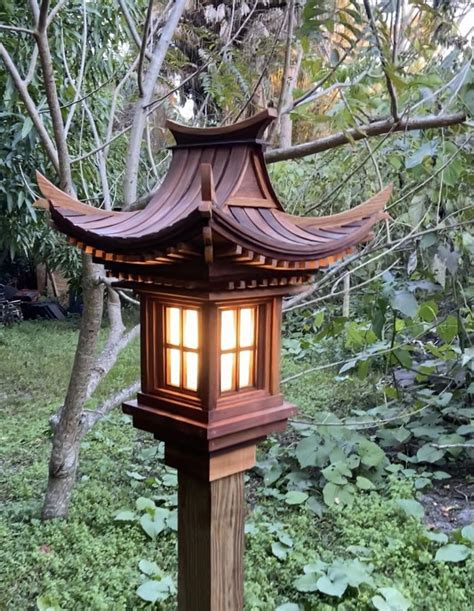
[41,255,104,519]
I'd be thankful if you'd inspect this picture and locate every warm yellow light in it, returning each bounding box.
[183,309,198,349]
[165,307,200,392]
[220,353,235,392]
[221,310,237,350]
[167,348,181,387]
[239,350,253,388]
[166,307,181,345]
[184,351,198,391]
[239,308,255,347]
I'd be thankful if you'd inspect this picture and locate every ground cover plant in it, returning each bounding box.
[1,320,472,610]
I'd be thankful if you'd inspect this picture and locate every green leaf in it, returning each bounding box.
[140,514,157,540]
[394,348,412,369]
[406,140,438,169]
[419,301,438,322]
[358,439,386,467]
[295,435,317,468]
[272,541,290,560]
[424,530,448,543]
[316,573,348,597]
[391,427,411,443]
[461,524,474,544]
[126,470,146,480]
[356,476,376,490]
[114,510,136,521]
[307,495,324,517]
[372,587,411,610]
[323,482,354,507]
[322,462,350,485]
[293,573,319,592]
[21,116,33,140]
[416,444,445,463]
[136,578,173,603]
[138,559,160,576]
[391,291,418,318]
[437,315,458,343]
[136,497,156,512]
[396,499,425,519]
[435,544,471,563]
[285,491,308,505]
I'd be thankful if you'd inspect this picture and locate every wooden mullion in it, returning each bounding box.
[235,309,241,391]
[180,307,184,390]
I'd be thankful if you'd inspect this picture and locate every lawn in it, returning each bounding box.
[0,320,472,610]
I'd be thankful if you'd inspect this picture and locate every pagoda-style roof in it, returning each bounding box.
[36,109,390,291]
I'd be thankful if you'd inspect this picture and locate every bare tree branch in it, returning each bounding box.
[86,317,140,401]
[38,0,50,31]
[47,0,69,27]
[265,112,466,164]
[274,0,295,133]
[31,0,72,191]
[80,380,140,436]
[0,43,59,169]
[117,0,148,54]
[123,0,187,207]
[118,289,140,306]
[24,45,39,85]
[137,0,154,97]
[0,24,34,35]
[64,0,88,138]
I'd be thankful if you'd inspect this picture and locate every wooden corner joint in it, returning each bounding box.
[165,444,256,482]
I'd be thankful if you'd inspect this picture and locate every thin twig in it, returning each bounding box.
[363,0,399,121]
[0,24,34,36]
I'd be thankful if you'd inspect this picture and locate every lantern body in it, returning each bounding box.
[124,287,295,472]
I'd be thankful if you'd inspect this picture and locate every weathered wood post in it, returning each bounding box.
[38,108,390,610]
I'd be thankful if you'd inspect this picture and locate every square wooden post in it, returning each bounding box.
[178,471,245,611]
[167,445,256,611]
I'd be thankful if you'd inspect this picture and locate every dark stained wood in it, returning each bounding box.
[37,109,390,271]
[178,470,245,611]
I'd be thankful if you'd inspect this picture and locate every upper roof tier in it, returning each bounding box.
[36,109,391,283]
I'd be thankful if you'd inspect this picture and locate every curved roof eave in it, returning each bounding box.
[210,208,386,262]
[49,204,208,254]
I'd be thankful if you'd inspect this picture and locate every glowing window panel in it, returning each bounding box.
[219,306,258,394]
[184,351,198,391]
[221,310,237,350]
[239,350,253,388]
[167,348,181,387]
[166,307,181,346]
[220,353,236,392]
[183,309,199,349]
[239,308,255,348]
[164,306,199,392]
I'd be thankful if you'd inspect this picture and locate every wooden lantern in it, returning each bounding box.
[37,108,391,610]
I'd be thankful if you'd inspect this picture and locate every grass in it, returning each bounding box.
[0,321,472,610]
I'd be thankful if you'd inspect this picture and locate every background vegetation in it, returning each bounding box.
[0,0,473,608]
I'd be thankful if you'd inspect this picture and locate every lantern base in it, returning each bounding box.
[122,396,296,454]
